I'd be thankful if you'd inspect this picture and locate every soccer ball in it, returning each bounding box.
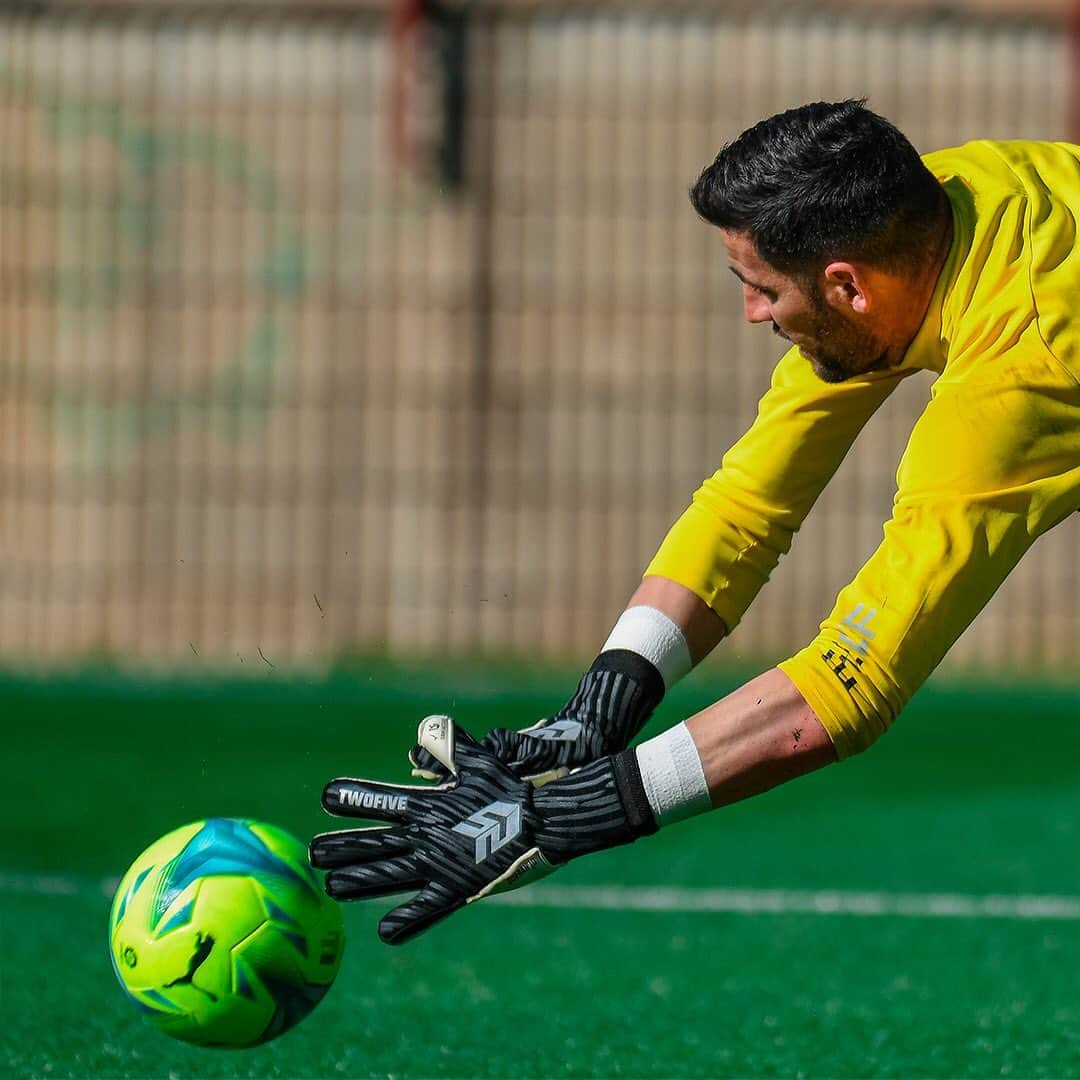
[109,817,344,1048]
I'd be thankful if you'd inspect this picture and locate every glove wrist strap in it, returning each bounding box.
[552,649,665,753]
[610,748,661,837]
[533,752,658,864]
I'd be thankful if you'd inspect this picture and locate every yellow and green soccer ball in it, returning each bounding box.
[109,818,344,1048]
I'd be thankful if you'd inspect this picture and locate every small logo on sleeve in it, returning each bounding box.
[839,604,877,655]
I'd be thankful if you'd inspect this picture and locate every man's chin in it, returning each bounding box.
[803,346,892,384]
[801,349,850,384]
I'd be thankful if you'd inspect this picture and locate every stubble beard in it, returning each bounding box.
[801,292,889,384]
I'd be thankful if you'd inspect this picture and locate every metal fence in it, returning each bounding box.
[0,2,1075,672]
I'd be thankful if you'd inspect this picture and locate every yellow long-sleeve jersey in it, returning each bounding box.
[646,140,1080,759]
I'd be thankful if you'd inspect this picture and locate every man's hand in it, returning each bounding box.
[310,715,657,944]
[409,652,665,784]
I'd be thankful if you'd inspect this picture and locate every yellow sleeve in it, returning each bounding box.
[646,345,910,633]
[780,340,1080,759]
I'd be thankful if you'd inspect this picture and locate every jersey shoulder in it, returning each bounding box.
[922,138,1080,198]
[921,141,1080,376]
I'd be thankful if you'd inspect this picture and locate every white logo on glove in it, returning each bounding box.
[531,720,583,742]
[452,801,522,862]
[339,789,409,813]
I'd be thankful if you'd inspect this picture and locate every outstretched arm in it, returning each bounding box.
[628,577,835,808]
[641,336,1080,817]
[624,574,726,665]
[685,667,835,807]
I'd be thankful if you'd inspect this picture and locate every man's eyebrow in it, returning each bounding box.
[728,265,770,292]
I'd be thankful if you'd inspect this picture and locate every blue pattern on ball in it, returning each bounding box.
[113,864,154,930]
[151,818,315,932]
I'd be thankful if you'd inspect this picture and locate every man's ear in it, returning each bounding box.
[823,261,871,314]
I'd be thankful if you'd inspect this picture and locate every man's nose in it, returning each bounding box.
[742,286,772,324]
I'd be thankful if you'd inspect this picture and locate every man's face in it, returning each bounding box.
[720,229,888,383]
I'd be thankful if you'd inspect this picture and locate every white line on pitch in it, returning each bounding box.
[489,884,1080,921]
[5,871,1080,922]
[0,870,118,898]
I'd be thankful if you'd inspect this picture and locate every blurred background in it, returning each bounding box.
[1,0,1077,675]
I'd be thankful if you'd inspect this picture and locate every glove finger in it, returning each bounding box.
[324,855,424,901]
[378,883,464,946]
[484,728,565,775]
[323,778,429,823]
[408,744,450,781]
[309,826,413,870]
[447,724,503,773]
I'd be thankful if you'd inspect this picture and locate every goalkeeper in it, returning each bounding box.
[311,100,1080,943]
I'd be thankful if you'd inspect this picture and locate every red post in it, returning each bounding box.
[390,0,424,170]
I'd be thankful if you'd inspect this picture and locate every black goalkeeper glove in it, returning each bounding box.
[310,714,657,944]
[409,651,665,784]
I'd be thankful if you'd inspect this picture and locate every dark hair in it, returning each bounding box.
[690,99,947,275]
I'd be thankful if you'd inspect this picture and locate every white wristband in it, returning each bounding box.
[635,722,711,827]
[601,606,692,691]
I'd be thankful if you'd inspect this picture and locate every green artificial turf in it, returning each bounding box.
[2,662,1079,1077]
